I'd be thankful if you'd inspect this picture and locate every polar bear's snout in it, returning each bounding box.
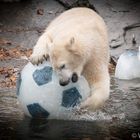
[59,72,78,86]
[59,78,70,86]
[71,73,78,83]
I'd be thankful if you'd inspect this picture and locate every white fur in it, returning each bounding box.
[30,8,110,110]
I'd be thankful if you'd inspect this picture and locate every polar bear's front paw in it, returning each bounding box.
[80,94,106,111]
[30,52,48,65]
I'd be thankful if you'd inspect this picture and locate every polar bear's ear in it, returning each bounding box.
[67,37,75,50]
[66,37,75,50]
[66,37,81,56]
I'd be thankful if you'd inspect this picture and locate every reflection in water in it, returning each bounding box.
[16,118,139,140]
[18,118,108,140]
[0,76,140,140]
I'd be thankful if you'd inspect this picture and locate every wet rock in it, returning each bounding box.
[89,0,140,59]
[124,27,140,49]
[56,0,97,12]
[132,34,137,45]
[37,9,44,15]
[110,34,124,49]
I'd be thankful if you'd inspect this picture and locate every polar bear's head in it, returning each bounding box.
[48,37,85,86]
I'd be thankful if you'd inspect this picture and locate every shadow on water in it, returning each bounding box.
[0,117,140,140]
[0,76,140,140]
[3,117,139,140]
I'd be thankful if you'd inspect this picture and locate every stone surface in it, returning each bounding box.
[89,0,140,59]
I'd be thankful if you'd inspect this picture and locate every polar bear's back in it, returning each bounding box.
[46,8,107,41]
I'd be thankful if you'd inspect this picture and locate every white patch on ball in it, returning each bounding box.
[17,61,90,119]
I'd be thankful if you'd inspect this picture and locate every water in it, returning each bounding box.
[0,76,140,140]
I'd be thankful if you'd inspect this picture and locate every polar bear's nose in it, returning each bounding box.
[71,73,78,83]
[59,79,70,86]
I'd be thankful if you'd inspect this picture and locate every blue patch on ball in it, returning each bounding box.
[16,73,22,96]
[27,103,50,118]
[62,87,82,108]
[33,66,53,86]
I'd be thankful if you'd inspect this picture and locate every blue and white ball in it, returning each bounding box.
[17,61,90,119]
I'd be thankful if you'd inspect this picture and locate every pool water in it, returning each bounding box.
[0,76,140,140]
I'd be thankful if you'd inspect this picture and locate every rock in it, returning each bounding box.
[37,9,44,15]
[56,0,97,12]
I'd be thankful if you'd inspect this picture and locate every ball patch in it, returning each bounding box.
[27,103,50,118]
[62,87,82,108]
[33,66,52,86]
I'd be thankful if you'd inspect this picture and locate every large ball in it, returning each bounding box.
[115,50,140,80]
[17,61,90,119]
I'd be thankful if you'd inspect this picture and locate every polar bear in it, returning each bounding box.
[30,8,110,110]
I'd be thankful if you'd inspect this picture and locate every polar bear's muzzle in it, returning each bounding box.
[59,78,70,86]
[59,72,78,86]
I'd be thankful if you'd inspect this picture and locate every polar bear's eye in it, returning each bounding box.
[60,64,65,70]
